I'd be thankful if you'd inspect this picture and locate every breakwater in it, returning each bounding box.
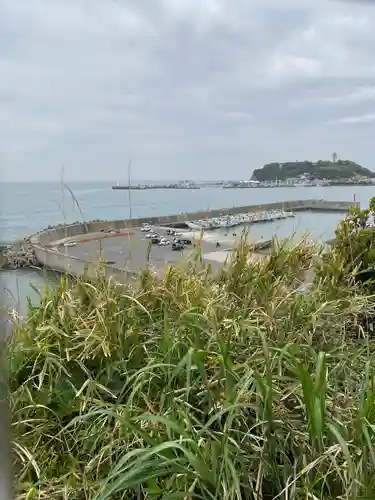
[112,183,200,190]
[33,199,358,246]
[1,199,358,280]
[0,239,38,270]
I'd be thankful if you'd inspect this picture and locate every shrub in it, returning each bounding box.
[317,196,375,286]
[9,239,375,499]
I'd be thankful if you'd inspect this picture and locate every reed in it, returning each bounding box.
[9,236,375,499]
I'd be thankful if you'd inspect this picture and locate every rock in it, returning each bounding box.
[0,238,38,270]
[2,219,108,271]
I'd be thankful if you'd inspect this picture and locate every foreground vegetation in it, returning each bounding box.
[9,224,375,498]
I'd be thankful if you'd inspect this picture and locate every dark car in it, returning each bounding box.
[181,238,192,245]
[172,241,184,251]
[151,237,160,244]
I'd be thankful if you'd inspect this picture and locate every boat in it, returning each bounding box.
[112,184,145,190]
[185,209,295,231]
[186,222,202,230]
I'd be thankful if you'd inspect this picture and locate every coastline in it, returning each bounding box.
[0,182,367,247]
[1,198,356,279]
[223,182,375,188]
[1,186,363,321]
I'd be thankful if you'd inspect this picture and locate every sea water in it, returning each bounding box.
[0,182,373,317]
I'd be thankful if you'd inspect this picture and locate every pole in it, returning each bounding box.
[127,159,132,223]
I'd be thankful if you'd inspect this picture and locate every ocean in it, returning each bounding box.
[0,182,373,318]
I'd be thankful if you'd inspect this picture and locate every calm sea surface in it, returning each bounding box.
[0,182,373,318]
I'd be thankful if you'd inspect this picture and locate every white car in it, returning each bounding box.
[64,241,77,247]
[141,224,152,232]
[146,232,159,239]
[159,238,170,246]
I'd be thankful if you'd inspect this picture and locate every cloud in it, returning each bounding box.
[333,113,375,125]
[1,0,375,181]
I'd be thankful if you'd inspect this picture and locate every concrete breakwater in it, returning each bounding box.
[32,199,358,247]
[0,220,88,271]
[2,199,358,279]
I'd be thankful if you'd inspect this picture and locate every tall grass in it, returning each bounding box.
[9,238,375,499]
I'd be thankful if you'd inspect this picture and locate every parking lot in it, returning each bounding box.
[56,226,234,274]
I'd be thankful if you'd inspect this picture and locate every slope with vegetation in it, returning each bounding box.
[318,196,375,284]
[9,206,375,499]
[252,159,374,182]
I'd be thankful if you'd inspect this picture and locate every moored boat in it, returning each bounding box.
[186,209,294,231]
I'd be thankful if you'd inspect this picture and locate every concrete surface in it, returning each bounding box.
[56,228,234,275]
[30,199,357,280]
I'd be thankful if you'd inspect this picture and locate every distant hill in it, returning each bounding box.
[252,160,375,182]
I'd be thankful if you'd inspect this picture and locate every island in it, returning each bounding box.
[251,159,375,186]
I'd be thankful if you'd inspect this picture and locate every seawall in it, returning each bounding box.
[33,199,357,246]
[32,246,133,282]
[28,198,357,281]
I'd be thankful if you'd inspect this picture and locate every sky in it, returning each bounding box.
[1,0,375,182]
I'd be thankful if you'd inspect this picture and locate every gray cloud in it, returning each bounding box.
[1,0,375,181]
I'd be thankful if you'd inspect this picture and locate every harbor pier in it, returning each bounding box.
[21,198,357,281]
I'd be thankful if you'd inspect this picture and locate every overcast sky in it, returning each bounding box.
[1,0,375,182]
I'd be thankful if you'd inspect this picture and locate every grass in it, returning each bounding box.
[8,236,375,499]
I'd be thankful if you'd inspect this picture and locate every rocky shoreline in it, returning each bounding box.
[0,238,38,270]
[0,220,101,272]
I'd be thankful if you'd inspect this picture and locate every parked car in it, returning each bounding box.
[146,232,159,239]
[173,236,189,244]
[172,241,184,251]
[141,224,152,232]
[159,238,170,246]
[166,229,176,235]
[151,237,160,244]
[64,241,77,247]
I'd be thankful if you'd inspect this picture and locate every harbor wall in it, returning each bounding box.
[32,245,134,283]
[30,199,358,277]
[33,199,358,245]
